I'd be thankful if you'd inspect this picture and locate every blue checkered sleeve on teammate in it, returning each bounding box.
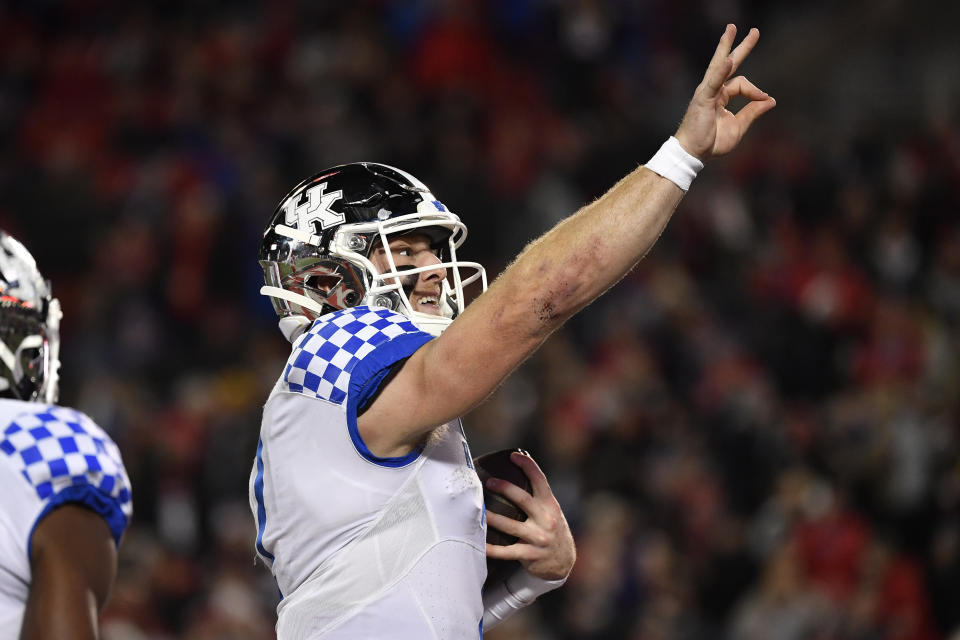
[0,402,133,547]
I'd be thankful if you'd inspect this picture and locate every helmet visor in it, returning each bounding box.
[0,299,50,401]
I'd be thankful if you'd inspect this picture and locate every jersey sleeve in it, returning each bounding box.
[279,305,434,466]
[281,306,433,407]
[0,406,133,548]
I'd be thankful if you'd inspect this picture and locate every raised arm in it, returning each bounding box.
[19,505,118,640]
[360,25,775,455]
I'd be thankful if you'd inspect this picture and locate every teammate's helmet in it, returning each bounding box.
[259,162,486,336]
[0,230,61,403]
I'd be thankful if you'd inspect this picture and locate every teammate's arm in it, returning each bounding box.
[19,505,118,640]
[360,25,775,455]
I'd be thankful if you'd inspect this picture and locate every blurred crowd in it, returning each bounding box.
[0,1,957,639]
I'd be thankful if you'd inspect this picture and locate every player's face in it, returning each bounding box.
[370,233,447,316]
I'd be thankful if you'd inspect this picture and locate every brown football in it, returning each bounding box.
[473,448,532,585]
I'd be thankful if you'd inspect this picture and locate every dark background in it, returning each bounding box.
[1,1,958,638]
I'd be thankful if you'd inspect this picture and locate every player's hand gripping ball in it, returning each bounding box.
[473,448,533,583]
[474,448,533,544]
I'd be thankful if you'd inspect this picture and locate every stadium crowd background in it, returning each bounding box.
[1,1,958,638]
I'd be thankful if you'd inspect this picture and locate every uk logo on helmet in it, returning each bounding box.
[284,182,344,233]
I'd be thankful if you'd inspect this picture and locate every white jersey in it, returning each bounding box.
[250,306,487,639]
[0,398,133,636]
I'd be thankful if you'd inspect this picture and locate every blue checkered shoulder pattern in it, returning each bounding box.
[1,406,133,537]
[283,306,430,405]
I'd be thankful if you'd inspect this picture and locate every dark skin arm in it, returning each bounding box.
[20,505,117,640]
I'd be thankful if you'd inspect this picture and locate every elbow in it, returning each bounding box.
[530,292,573,327]
[484,244,610,341]
[522,284,585,339]
[526,258,603,330]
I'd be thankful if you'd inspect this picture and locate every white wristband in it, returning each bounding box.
[481,568,568,630]
[505,568,567,602]
[644,136,704,192]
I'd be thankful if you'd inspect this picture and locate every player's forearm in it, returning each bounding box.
[445,163,684,370]
[500,165,684,333]
[20,577,100,640]
[420,164,684,421]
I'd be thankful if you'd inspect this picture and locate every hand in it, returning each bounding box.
[675,24,776,160]
[484,452,577,581]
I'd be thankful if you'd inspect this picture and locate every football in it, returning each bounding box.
[473,449,531,582]
[474,448,532,544]
[473,448,533,585]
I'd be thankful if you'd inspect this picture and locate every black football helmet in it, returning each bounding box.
[0,230,61,403]
[259,162,486,336]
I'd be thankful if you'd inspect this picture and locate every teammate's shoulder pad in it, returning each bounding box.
[0,405,133,521]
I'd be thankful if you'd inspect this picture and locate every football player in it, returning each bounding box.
[0,230,133,639]
[251,25,774,638]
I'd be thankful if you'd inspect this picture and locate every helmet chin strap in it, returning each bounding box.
[406,312,453,337]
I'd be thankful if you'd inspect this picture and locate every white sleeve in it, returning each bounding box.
[481,566,568,631]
